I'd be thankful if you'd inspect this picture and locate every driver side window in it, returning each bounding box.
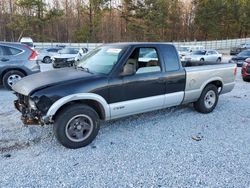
[124,47,161,75]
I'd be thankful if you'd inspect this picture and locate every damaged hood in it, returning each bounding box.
[12,68,94,96]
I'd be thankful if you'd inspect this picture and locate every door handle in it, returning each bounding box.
[1,58,9,62]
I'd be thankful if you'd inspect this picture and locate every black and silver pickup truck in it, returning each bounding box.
[12,43,237,149]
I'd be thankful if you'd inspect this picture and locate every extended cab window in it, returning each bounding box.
[125,47,161,75]
[161,45,180,71]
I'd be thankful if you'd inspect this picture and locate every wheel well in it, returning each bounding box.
[43,56,50,60]
[206,80,223,93]
[1,68,27,82]
[53,99,106,121]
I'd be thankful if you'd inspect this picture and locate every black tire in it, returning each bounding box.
[243,77,250,82]
[43,56,51,64]
[194,84,219,114]
[216,58,221,63]
[2,70,25,90]
[200,58,205,62]
[54,104,100,149]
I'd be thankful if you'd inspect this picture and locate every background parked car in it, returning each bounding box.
[37,47,62,64]
[229,50,250,67]
[0,42,40,89]
[20,37,34,50]
[184,50,222,63]
[230,43,250,55]
[241,58,250,82]
[52,47,87,68]
[177,45,204,61]
[138,49,158,62]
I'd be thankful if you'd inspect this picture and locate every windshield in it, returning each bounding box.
[192,50,206,55]
[59,48,79,54]
[77,46,126,74]
[178,47,189,52]
[238,51,250,56]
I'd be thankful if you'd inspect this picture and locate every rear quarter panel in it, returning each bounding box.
[183,63,236,103]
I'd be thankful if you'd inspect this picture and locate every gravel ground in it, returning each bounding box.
[0,60,250,187]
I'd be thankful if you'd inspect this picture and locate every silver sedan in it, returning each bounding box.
[185,50,222,63]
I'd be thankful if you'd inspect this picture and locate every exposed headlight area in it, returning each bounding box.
[28,98,37,110]
[35,96,53,113]
[14,93,55,125]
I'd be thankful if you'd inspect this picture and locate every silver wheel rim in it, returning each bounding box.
[44,57,51,63]
[204,90,216,109]
[65,114,94,142]
[7,74,22,86]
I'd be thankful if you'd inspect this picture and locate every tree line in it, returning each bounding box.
[0,0,249,43]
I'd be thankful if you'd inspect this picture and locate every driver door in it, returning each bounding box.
[109,47,166,119]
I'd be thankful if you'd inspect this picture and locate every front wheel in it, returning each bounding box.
[54,104,100,149]
[194,84,219,114]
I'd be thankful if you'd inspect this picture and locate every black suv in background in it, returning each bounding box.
[230,43,250,55]
[229,50,250,67]
[0,42,40,89]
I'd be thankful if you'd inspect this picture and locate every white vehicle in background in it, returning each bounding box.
[37,47,63,64]
[52,47,88,68]
[178,45,204,61]
[185,50,222,63]
[20,37,34,50]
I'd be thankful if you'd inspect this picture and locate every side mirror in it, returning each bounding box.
[120,63,135,76]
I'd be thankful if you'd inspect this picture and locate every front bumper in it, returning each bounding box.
[52,59,75,68]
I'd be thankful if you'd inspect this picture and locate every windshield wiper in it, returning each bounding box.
[77,66,93,74]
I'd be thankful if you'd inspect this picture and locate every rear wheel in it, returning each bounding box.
[200,58,205,62]
[43,56,51,64]
[216,58,221,63]
[2,70,25,90]
[194,84,219,113]
[54,104,100,149]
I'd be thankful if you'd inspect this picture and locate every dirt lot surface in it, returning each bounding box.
[0,62,250,187]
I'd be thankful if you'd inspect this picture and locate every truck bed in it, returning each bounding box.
[182,62,236,104]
